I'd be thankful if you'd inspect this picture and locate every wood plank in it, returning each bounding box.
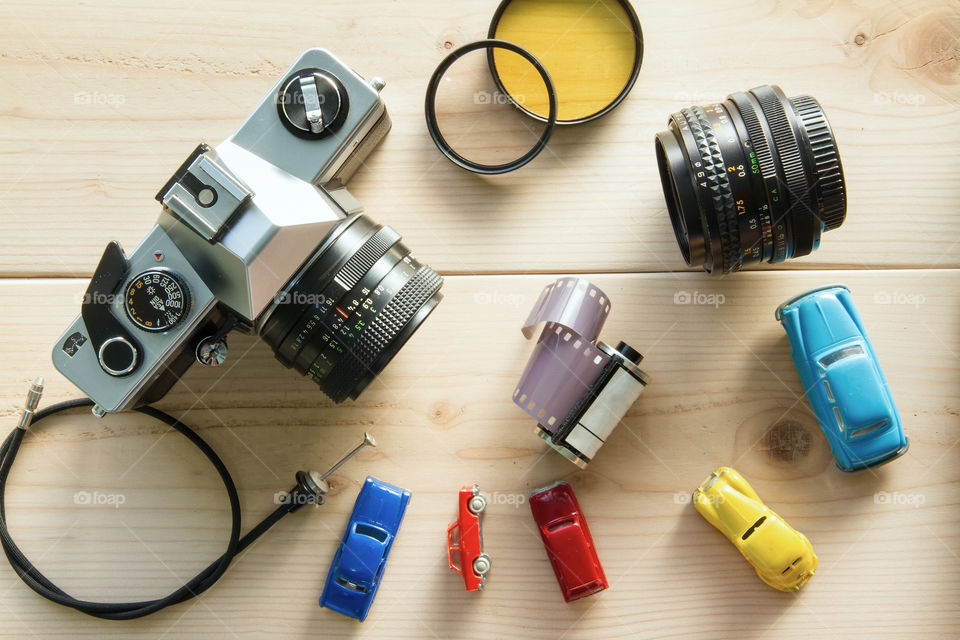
[0,0,958,276]
[0,271,956,638]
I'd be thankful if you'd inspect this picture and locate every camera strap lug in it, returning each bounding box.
[157,144,254,242]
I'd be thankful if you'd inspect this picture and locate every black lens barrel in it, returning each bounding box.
[655,84,845,274]
[259,214,442,403]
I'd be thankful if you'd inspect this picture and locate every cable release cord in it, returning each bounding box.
[0,388,374,621]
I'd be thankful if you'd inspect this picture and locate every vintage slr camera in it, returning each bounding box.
[52,49,443,414]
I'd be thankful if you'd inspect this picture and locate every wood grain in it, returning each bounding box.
[0,0,958,275]
[0,0,958,638]
[0,272,957,639]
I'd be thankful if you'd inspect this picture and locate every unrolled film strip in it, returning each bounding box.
[514,278,612,431]
[513,277,649,467]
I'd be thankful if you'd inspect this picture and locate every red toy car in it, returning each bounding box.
[447,483,491,591]
[529,481,607,602]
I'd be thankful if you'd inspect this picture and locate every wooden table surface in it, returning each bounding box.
[1,0,959,638]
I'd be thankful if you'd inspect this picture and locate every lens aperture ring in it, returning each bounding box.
[752,86,816,258]
[790,95,846,232]
[686,105,741,273]
[320,262,442,403]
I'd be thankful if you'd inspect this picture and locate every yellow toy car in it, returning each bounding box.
[693,467,817,592]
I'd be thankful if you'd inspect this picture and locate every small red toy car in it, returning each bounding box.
[447,483,491,591]
[529,481,607,602]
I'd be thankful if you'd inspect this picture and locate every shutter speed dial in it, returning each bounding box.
[124,269,191,332]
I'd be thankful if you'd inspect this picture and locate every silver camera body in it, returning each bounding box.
[52,49,397,414]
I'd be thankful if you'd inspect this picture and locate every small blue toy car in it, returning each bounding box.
[320,476,411,621]
[776,285,908,471]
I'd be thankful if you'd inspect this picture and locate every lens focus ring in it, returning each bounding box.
[753,86,817,258]
[320,263,442,402]
[791,95,846,231]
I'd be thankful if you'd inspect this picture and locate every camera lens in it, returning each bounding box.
[259,215,442,403]
[655,85,846,274]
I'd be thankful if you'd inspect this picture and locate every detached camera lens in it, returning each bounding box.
[259,215,442,403]
[655,85,846,274]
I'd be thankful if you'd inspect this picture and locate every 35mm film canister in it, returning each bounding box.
[513,278,650,467]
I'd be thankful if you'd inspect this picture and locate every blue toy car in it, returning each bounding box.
[320,476,411,621]
[776,285,908,471]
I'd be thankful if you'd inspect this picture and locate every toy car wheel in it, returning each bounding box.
[472,554,491,576]
[468,494,487,514]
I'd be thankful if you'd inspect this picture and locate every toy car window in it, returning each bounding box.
[781,556,802,574]
[851,419,889,439]
[818,344,864,368]
[336,577,367,593]
[547,518,576,532]
[702,473,722,491]
[822,380,835,402]
[355,523,389,543]
[741,516,766,540]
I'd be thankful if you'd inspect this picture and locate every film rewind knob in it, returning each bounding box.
[277,69,347,138]
[299,74,336,133]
